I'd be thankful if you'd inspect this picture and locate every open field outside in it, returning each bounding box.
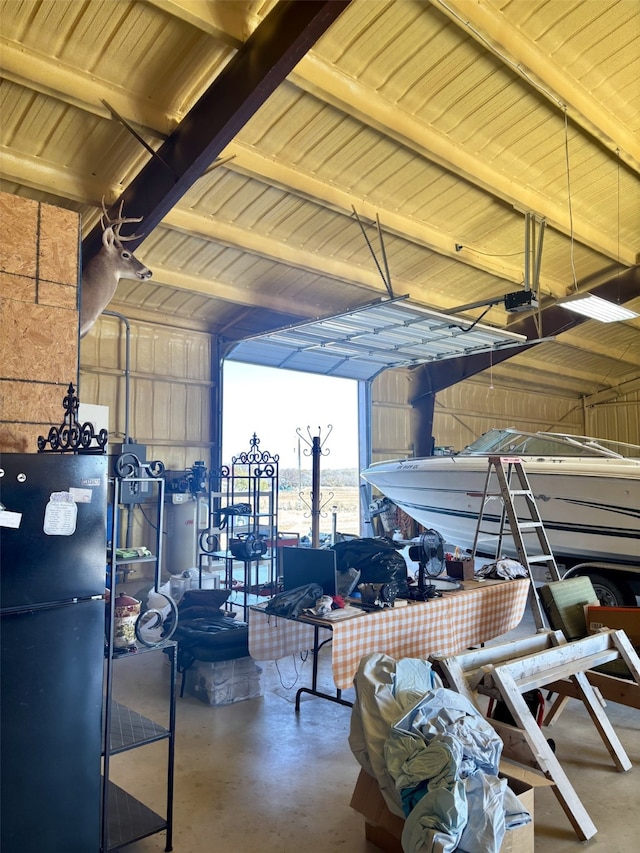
[278,485,361,539]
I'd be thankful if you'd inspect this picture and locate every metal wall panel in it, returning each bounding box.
[372,366,413,405]
[80,316,215,472]
[432,378,585,452]
[369,365,589,463]
[370,402,414,462]
[370,367,414,462]
[586,390,640,446]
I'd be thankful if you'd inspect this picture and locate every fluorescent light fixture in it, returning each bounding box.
[556,293,639,323]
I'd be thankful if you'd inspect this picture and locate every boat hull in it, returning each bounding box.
[362,456,640,566]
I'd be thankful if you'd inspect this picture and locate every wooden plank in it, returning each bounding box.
[491,720,540,769]
[543,693,571,727]
[487,631,620,688]
[437,627,640,842]
[436,630,562,674]
[584,671,640,710]
[499,760,554,787]
[431,656,478,705]
[488,646,632,775]
[496,648,622,692]
[544,634,640,724]
[610,630,640,681]
[544,673,640,711]
[545,625,640,721]
[432,631,640,841]
[570,671,631,772]
[490,667,597,841]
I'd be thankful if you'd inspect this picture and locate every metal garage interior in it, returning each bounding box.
[1,2,639,852]
[1,0,639,469]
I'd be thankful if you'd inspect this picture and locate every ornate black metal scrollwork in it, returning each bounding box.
[295,425,333,548]
[231,432,279,471]
[37,383,108,454]
[115,452,165,480]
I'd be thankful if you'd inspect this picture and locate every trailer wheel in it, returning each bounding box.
[585,573,634,607]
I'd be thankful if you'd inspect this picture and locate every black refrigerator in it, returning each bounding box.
[0,452,108,853]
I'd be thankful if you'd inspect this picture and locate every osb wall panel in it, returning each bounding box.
[0,424,41,454]
[38,204,80,287]
[38,281,77,310]
[0,379,67,425]
[0,271,36,303]
[0,194,38,277]
[80,315,215,472]
[0,380,68,453]
[0,192,80,452]
[0,301,77,383]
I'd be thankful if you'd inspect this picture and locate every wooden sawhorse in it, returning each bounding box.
[431,629,640,842]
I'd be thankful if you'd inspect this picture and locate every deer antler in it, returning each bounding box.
[100,198,144,243]
[80,199,152,337]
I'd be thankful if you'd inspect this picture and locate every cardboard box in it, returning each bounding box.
[185,657,263,706]
[445,557,476,581]
[585,605,640,647]
[350,767,534,853]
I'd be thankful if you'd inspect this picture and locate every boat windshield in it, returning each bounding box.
[459,429,640,459]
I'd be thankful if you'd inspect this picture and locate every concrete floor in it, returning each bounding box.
[112,604,640,853]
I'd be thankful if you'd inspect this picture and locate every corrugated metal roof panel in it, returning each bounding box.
[492,0,640,131]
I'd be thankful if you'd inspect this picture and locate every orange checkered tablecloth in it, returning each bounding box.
[249,578,530,690]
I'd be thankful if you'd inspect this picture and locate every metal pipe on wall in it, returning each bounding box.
[103,310,131,444]
[103,310,133,546]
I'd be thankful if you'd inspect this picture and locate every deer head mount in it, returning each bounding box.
[80,199,152,338]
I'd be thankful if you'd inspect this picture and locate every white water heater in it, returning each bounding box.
[163,493,209,576]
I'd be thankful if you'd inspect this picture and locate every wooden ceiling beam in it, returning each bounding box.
[81,0,352,262]
[429,0,640,172]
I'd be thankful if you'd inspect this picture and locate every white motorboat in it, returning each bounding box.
[362,429,640,568]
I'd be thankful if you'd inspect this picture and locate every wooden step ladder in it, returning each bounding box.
[472,456,562,629]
